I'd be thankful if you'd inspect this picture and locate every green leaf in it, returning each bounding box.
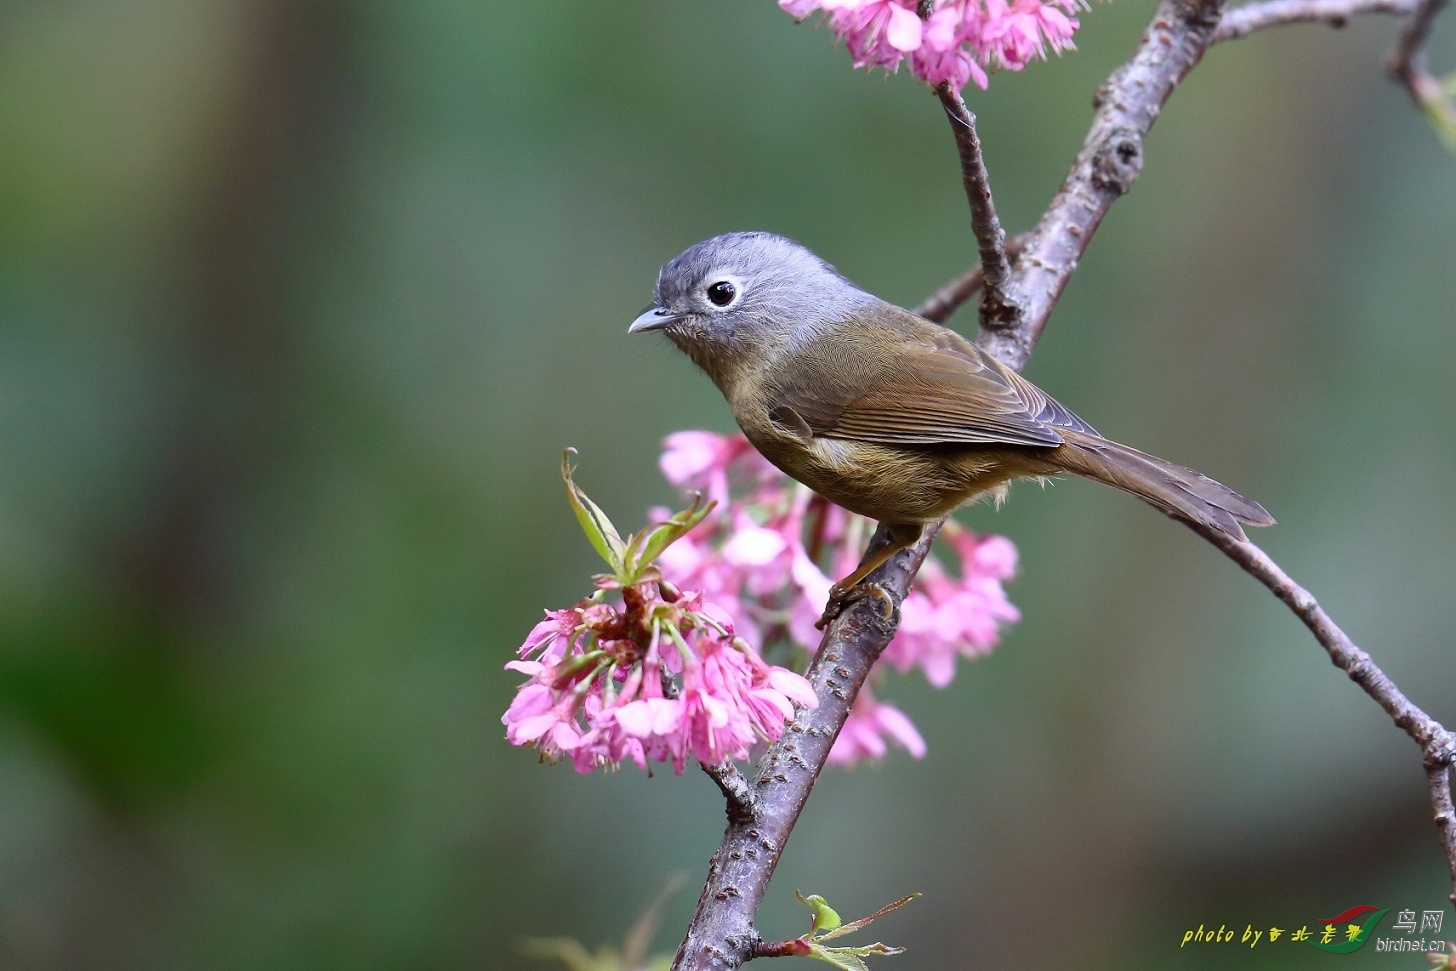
[804,945,868,971]
[791,891,917,967]
[623,492,714,581]
[562,449,626,572]
[818,894,920,942]
[797,891,843,935]
[807,941,906,969]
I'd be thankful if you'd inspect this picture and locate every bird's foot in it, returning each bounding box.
[815,581,895,630]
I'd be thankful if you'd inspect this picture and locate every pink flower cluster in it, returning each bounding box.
[654,430,1020,766]
[504,588,817,775]
[781,0,1086,91]
[831,684,927,765]
[652,432,849,655]
[884,525,1019,688]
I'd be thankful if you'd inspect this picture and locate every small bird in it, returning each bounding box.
[629,232,1273,617]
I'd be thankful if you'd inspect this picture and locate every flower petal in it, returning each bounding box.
[885,3,924,51]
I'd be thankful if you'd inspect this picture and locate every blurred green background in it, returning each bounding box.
[1,0,1453,967]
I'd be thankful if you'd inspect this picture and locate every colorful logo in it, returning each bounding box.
[1179,903,1448,955]
[1306,905,1390,953]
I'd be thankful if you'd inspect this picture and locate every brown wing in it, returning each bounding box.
[772,301,1098,448]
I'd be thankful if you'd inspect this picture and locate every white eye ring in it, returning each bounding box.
[704,276,742,309]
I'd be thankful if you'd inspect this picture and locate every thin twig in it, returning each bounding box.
[1206,533,1451,755]
[1199,527,1456,903]
[913,235,1028,324]
[1387,0,1456,150]
[1389,0,1450,80]
[699,761,761,822]
[920,0,1434,345]
[1214,0,1416,41]
[980,0,1226,370]
[1429,765,1456,908]
[935,83,1020,333]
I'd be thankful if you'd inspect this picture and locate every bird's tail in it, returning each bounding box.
[1055,429,1274,541]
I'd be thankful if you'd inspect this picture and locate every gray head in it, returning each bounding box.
[628,232,873,373]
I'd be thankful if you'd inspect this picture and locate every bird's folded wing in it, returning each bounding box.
[777,316,1099,448]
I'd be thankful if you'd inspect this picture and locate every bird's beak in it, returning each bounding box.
[628,306,678,334]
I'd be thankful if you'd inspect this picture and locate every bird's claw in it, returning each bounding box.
[815,581,896,630]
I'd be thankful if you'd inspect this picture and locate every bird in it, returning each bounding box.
[629,231,1273,620]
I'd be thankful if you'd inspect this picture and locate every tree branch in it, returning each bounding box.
[913,235,1027,324]
[1199,526,1456,904]
[1389,0,1450,82]
[1213,0,1417,41]
[1387,0,1456,150]
[672,525,941,970]
[926,0,1437,342]
[935,84,1018,331]
[700,761,762,823]
[1429,764,1456,904]
[979,0,1225,369]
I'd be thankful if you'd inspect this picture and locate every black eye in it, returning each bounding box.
[706,280,736,307]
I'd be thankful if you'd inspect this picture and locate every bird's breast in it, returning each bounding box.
[733,407,1036,524]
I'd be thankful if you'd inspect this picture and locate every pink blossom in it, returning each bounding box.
[913,5,989,90]
[504,682,588,760]
[722,527,785,566]
[589,627,816,774]
[649,447,842,651]
[517,607,580,664]
[827,686,926,767]
[651,430,1021,763]
[660,431,768,508]
[882,525,1020,687]
[508,425,1023,774]
[655,431,1018,689]
[976,0,1078,70]
[504,582,816,775]
[781,0,830,17]
[838,1,925,69]
[781,0,1087,90]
